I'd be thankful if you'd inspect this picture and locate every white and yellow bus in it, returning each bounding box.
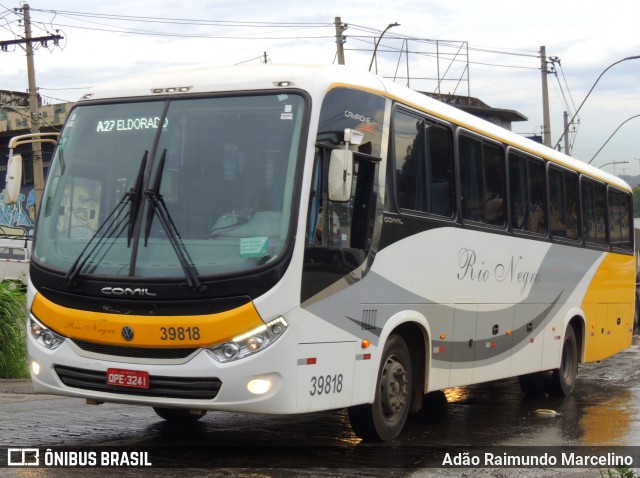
[24,64,635,441]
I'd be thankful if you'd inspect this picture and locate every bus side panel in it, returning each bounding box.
[471,304,514,384]
[509,303,545,376]
[449,305,476,387]
[582,252,635,362]
[295,341,357,412]
[425,304,454,392]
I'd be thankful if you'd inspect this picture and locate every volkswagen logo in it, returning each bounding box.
[121,326,134,342]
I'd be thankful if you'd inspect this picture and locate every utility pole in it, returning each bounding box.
[540,46,552,147]
[23,3,45,214]
[0,4,62,216]
[563,111,571,155]
[334,17,346,65]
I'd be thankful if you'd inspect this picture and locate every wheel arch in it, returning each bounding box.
[382,316,429,413]
[566,312,585,364]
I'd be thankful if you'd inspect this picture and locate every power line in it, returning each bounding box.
[7,8,554,111]
[347,24,539,58]
[38,21,335,40]
[28,8,541,64]
[347,37,538,71]
[31,9,330,28]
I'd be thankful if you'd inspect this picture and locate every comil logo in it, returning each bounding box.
[101,287,156,297]
[8,448,39,466]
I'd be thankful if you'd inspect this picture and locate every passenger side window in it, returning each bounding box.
[608,189,632,250]
[459,134,505,226]
[548,166,579,240]
[393,109,454,217]
[581,179,606,246]
[394,111,426,212]
[508,152,546,234]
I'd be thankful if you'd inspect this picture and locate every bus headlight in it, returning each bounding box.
[29,315,65,350]
[206,317,288,363]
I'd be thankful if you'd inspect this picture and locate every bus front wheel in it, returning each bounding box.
[153,407,206,423]
[348,334,412,442]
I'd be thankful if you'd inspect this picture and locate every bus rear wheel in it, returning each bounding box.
[348,334,412,442]
[544,325,578,396]
[518,325,579,397]
[153,407,206,423]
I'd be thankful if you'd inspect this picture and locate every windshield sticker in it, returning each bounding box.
[240,237,269,258]
[96,117,168,133]
[281,104,293,120]
[65,112,77,129]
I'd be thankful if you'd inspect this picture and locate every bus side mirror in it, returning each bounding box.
[327,128,363,202]
[328,149,353,202]
[5,154,23,205]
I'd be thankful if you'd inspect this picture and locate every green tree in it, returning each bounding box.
[0,283,28,378]
[633,185,640,218]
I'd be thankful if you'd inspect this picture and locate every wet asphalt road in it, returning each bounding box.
[0,337,638,477]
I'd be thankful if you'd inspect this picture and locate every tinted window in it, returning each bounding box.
[581,179,606,245]
[608,189,632,250]
[459,134,505,226]
[508,152,546,234]
[394,110,454,216]
[549,166,579,240]
[394,111,426,211]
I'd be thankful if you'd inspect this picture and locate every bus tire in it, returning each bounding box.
[347,334,412,441]
[153,407,206,423]
[544,325,578,396]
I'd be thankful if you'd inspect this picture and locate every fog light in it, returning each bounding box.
[247,378,271,395]
[31,360,40,376]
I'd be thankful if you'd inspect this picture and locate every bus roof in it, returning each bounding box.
[78,63,630,192]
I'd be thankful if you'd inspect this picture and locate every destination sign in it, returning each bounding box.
[96,117,168,133]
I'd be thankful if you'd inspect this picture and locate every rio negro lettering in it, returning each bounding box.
[456,247,542,295]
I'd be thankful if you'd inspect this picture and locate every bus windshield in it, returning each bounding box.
[34,93,305,280]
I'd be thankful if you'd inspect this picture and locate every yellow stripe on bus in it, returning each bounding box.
[581,252,635,362]
[31,293,265,348]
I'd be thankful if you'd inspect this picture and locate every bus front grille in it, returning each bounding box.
[71,339,198,359]
[54,365,221,400]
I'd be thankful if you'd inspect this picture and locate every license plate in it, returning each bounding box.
[106,368,149,389]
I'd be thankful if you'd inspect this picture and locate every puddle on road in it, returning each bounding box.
[4,339,637,476]
[399,339,640,447]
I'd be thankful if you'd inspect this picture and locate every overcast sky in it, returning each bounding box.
[1,0,639,174]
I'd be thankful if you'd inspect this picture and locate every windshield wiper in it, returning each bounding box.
[63,152,148,289]
[144,150,206,292]
[127,152,148,246]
